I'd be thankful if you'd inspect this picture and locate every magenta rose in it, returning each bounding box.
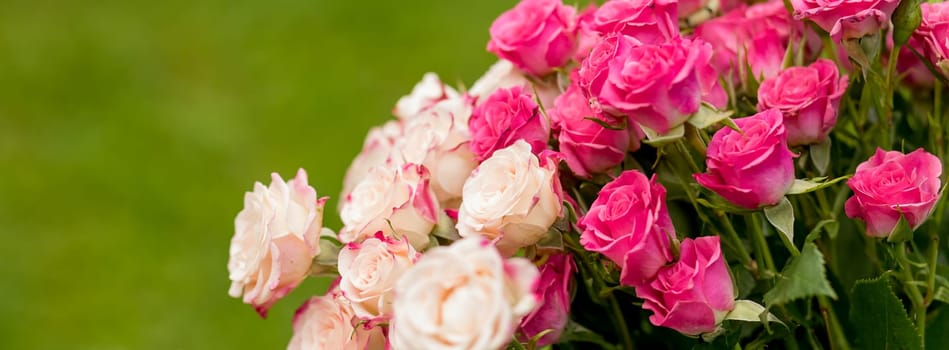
[898,38,936,87]
[552,81,630,178]
[791,0,898,41]
[913,2,949,78]
[694,109,796,209]
[579,170,675,286]
[517,253,576,346]
[469,86,551,161]
[589,0,679,43]
[635,236,735,336]
[574,3,600,61]
[845,148,943,238]
[487,0,578,76]
[578,35,726,134]
[757,59,849,146]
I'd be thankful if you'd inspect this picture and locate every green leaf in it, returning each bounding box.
[526,329,554,350]
[892,0,923,46]
[641,124,685,146]
[764,243,838,307]
[926,303,949,348]
[886,214,915,243]
[810,139,831,175]
[786,176,850,195]
[849,274,922,350]
[763,197,795,248]
[934,285,949,304]
[584,116,627,131]
[688,103,735,129]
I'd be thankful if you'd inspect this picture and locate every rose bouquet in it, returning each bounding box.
[226,0,949,348]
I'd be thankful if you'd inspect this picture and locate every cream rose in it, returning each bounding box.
[288,290,386,350]
[339,163,439,250]
[227,168,325,316]
[389,237,539,350]
[456,140,562,255]
[337,233,419,321]
[390,97,477,207]
[468,60,559,109]
[341,120,403,200]
[393,72,459,120]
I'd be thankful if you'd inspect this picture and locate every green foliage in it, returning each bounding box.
[763,197,795,250]
[764,243,837,307]
[849,274,922,350]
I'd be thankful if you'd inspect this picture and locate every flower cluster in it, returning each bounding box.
[226,0,949,349]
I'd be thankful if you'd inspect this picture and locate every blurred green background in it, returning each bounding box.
[0,0,511,348]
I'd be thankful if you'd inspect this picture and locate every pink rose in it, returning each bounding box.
[757,59,849,146]
[288,289,386,350]
[579,170,675,286]
[553,81,631,178]
[487,0,578,76]
[913,2,949,78]
[392,72,459,120]
[635,236,736,336]
[468,86,551,161]
[228,169,326,316]
[898,38,936,87]
[468,60,561,110]
[791,0,898,41]
[694,109,796,209]
[589,0,679,44]
[337,233,419,321]
[574,4,600,61]
[339,163,439,250]
[518,253,575,347]
[578,35,726,134]
[845,148,943,237]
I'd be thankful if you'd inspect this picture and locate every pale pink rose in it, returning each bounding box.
[574,4,600,61]
[635,236,735,336]
[341,120,403,200]
[757,59,849,146]
[579,170,675,286]
[552,81,630,178]
[578,35,726,134]
[898,37,935,87]
[228,169,326,316]
[487,0,578,76]
[390,97,477,206]
[913,2,949,78]
[457,140,563,256]
[791,0,898,41]
[393,72,459,120]
[517,253,575,347]
[288,290,386,350]
[339,163,439,250]
[468,86,551,161]
[389,237,539,350]
[695,1,821,84]
[845,148,943,237]
[337,233,419,321]
[589,0,679,44]
[468,60,560,109]
[694,109,796,209]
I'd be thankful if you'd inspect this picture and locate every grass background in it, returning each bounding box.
[0,0,512,348]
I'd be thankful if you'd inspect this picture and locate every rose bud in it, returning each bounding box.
[468,86,551,161]
[518,253,576,347]
[339,163,439,250]
[288,289,386,350]
[552,80,631,178]
[487,0,578,76]
[589,0,679,44]
[694,109,796,209]
[845,148,943,238]
[578,35,726,134]
[913,2,949,79]
[790,0,898,41]
[392,72,459,121]
[757,59,849,146]
[389,237,539,350]
[228,169,326,317]
[635,236,736,336]
[337,233,419,321]
[456,140,563,256]
[579,170,676,286]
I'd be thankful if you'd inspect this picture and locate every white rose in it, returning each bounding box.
[391,97,477,207]
[288,290,386,350]
[468,60,558,109]
[389,237,539,350]
[228,168,325,316]
[338,233,419,320]
[341,120,403,201]
[340,163,439,250]
[456,140,562,255]
[393,72,459,120]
